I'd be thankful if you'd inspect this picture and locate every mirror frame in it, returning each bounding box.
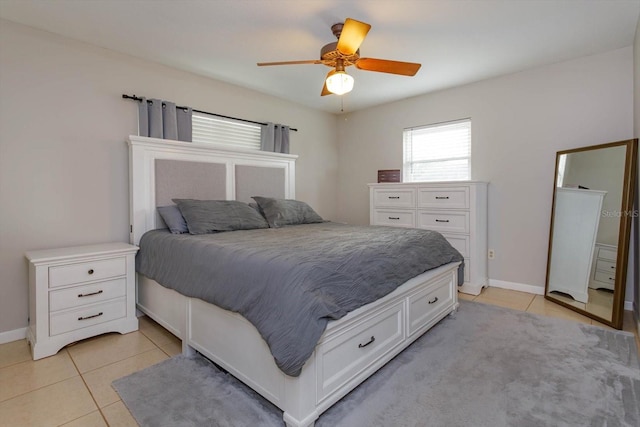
[544,139,638,329]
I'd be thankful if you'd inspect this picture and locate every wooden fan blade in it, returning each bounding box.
[356,58,421,76]
[321,80,332,96]
[257,60,323,66]
[336,18,371,55]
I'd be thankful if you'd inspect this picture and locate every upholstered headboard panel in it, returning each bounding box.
[235,165,285,203]
[155,159,226,206]
[128,136,297,244]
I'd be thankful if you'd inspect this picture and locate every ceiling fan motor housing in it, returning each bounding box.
[320,42,360,67]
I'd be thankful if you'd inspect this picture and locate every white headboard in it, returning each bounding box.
[127,135,297,245]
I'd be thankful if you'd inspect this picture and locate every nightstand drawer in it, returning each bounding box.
[596,246,617,261]
[49,257,126,288]
[417,211,469,234]
[372,188,416,208]
[49,298,126,336]
[595,259,616,272]
[593,271,615,285]
[418,187,469,209]
[49,278,127,312]
[372,209,416,228]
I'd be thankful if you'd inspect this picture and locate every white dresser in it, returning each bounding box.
[25,242,139,359]
[369,181,488,295]
[547,188,606,303]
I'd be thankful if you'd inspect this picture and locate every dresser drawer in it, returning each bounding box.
[316,302,404,402]
[49,278,127,312]
[596,246,617,261]
[417,211,469,234]
[49,257,126,288]
[418,187,469,209]
[595,259,616,273]
[372,188,416,208]
[372,209,416,228]
[407,273,454,336]
[442,234,469,258]
[593,270,615,285]
[49,297,126,336]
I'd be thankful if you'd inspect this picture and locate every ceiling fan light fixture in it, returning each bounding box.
[325,70,354,95]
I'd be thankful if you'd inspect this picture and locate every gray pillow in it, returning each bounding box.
[173,199,269,234]
[251,196,324,228]
[157,205,188,234]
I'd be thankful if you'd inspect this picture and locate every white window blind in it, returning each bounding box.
[403,118,471,182]
[192,112,261,150]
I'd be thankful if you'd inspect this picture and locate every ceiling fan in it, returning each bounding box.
[257,18,422,96]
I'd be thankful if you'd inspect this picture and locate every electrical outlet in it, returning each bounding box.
[488,249,495,259]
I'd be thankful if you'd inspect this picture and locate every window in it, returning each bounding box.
[403,118,471,182]
[192,112,261,150]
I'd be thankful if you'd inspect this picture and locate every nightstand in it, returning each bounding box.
[25,242,139,360]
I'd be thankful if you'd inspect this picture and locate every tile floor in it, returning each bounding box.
[1,287,638,427]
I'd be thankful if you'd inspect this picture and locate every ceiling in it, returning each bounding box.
[1,0,639,114]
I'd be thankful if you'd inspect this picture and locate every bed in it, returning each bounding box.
[128,135,461,427]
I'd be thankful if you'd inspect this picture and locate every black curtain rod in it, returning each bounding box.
[122,94,298,132]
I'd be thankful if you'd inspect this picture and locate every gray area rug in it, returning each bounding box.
[113,301,640,426]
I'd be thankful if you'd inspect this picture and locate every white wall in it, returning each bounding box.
[0,20,339,335]
[336,47,634,291]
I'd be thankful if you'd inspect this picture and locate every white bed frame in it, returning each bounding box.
[128,135,460,427]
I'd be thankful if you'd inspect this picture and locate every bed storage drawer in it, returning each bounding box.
[372,188,416,208]
[418,187,469,209]
[372,209,416,228]
[49,297,126,336]
[49,257,126,288]
[316,301,404,403]
[407,273,454,336]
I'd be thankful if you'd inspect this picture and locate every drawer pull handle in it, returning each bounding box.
[78,312,103,321]
[428,297,439,304]
[78,290,103,298]
[358,336,375,348]
[610,266,615,269]
[389,217,400,220]
[88,269,94,275]
[435,219,450,223]
[388,196,400,199]
[435,196,449,200]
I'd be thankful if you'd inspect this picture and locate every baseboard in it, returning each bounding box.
[0,327,27,344]
[489,279,544,295]
[489,279,635,312]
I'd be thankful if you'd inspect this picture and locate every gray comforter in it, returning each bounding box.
[136,222,463,376]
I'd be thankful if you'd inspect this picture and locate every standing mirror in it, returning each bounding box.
[545,139,637,329]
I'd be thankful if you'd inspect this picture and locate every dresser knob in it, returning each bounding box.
[88,269,94,275]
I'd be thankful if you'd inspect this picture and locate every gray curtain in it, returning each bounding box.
[137,97,192,142]
[260,122,290,154]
